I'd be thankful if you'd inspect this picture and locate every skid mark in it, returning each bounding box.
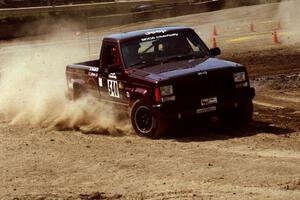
[270,96,300,104]
[253,100,285,109]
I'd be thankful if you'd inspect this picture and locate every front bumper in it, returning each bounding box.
[151,87,255,119]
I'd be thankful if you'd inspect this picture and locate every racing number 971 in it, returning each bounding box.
[107,79,120,98]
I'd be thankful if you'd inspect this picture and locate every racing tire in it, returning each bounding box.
[130,100,168,139]
[219,100,253,127]
[236,100,254,125]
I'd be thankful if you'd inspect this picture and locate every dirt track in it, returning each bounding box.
[1,2,300,200]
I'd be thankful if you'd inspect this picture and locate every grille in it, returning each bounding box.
[174,71,235,110]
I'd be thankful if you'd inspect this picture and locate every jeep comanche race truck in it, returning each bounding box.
[66,26,255,138]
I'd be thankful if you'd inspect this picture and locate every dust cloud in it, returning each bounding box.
[0,33,131,136]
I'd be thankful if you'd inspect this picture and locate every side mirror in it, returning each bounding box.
[107,64,123,74]
[209,47,221,56]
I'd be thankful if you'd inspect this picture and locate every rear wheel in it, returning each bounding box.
[72,84,84,100]
[130,100,168,139]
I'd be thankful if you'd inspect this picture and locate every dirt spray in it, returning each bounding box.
[0,32,131,135]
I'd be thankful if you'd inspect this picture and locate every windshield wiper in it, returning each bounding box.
[129,60,160,69]
[159,53,204,63]
[129,61,147,68]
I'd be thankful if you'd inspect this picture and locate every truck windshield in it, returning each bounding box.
[121,30,209,68]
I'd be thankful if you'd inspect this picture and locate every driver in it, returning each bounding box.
[163,37,192,56]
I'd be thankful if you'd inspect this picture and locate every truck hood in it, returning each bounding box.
[128,57,242,82]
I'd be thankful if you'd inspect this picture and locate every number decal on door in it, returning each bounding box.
[107,79,120,98]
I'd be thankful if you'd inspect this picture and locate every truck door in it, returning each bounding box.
[98,43,129,106]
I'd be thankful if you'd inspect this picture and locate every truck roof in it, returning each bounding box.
[104,26,193,42]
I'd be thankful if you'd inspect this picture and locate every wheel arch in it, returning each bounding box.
[130,98,168,139]
[129,87,151,106]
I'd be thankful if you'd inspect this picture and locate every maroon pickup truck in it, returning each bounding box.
[66,26,255,138]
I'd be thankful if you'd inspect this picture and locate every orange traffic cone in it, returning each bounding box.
[272,31,279,44]
[250,22,255,32]
[212,25,218,36]
[211,36,217,48]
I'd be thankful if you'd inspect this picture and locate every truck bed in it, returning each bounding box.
[67,59,99,69]
[65,59,100,95]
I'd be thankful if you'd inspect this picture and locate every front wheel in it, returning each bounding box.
[237,100,254,125]
[219,100,254,127]
[130,100,168,139]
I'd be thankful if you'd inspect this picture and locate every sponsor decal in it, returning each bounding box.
[141,33,179,42]
[141,36,155,42]
[156,33,179,39]
[145,30,167,35]
[98,77,103,87]
[197,71,208,76]
[89,67,99,72]
[88,72,98,77]
[108,73,117,79]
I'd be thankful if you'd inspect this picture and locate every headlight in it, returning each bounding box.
[233,72,246,83]
[235,82,249,88]
[160,85,173,96]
